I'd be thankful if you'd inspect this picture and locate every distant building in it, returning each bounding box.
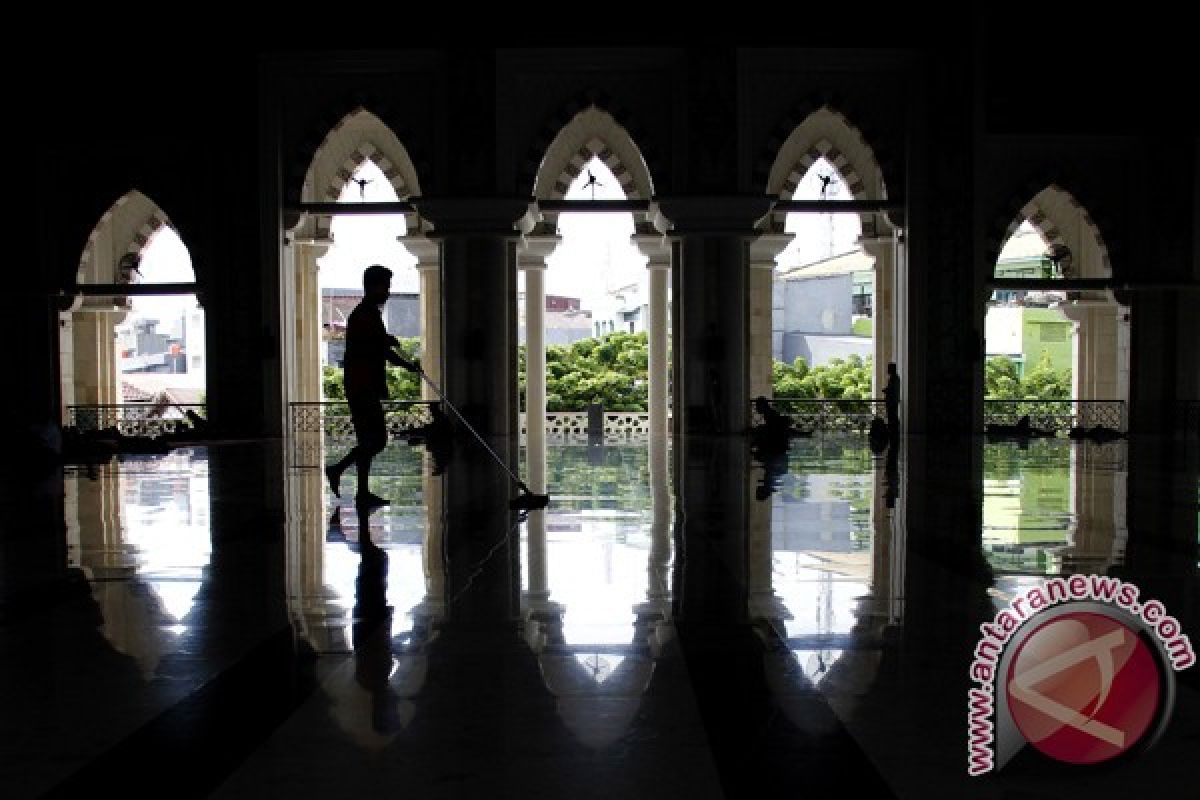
[118,318,187,374]
[985,307,1073,377]
[986,225,1073,377]
[592,281,647,336]
[773,249,874,367]
[518,293,593,346]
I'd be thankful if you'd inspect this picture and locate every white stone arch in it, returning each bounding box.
[767,107,887,201]
[533,107,654,201]
[997,185,1112,279]
[301,108,421,203]
[764,106,889,238]
[77,190,181,285]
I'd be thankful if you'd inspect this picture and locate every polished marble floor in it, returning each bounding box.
[1,433,1197,798]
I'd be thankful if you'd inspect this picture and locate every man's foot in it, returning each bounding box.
[325,465,341,498]
[355,490,389,510]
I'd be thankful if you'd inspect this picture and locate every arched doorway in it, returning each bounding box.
[63,190,205,430]
[762,107,899,414]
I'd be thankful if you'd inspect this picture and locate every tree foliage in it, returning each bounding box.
[985,353,1071,400]
[532,331,648,412]
[772,354,873,399]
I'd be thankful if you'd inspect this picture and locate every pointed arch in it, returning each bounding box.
[301,108,421,202]
[766,107,887,202]
[77,190,182,284]
[533,107,654,201]
[992,185,1112,279]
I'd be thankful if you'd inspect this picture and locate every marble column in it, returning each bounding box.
[419,198,526,624]
[1062,295,1127,411]
[292,242,326,404]
[632,233,672,441]
[747,233,792,402]
[517,234,559,619]
[861,230,898,398]
[404,235,442,400]
[660,197,773,435]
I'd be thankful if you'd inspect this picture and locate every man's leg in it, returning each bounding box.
[353,397,388,505]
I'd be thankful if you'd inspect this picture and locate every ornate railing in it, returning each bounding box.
[67,404,207,437]
[983,400,1125,433]
[758,398,886,433]
[288,400,437,468]
[289,401,436,438]
[758,398,1126,435]
[518,411,660,444]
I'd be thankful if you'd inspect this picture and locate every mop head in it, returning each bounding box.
[509,488,550,511]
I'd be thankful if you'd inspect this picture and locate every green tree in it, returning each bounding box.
[984,354,1071,400]
[772,354,874,399]
[1019,351,1071,400]
[985,355,1022,399]
[520,331,651,411]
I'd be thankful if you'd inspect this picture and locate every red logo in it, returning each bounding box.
[1006,612,1161,764]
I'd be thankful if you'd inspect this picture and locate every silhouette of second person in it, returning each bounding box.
[326,264,420,509]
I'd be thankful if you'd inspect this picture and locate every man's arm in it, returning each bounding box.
[385,338,421,373]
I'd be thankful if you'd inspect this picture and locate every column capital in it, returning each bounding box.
[400,234,439,268]
[632,233,671,267]
[655,196,774,235]
[517,233,561,268]
[748,232,793,266]
[413,197,530,237]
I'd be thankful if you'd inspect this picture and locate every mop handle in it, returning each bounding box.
[415,368,527,489]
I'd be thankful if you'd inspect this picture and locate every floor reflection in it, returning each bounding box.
[64,448,211,678]
[983,438,1127,578]
[41,429,1193,797]
[757,435,891,691]
[285,445,434,655]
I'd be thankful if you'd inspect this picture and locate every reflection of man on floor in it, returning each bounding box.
[326,264,419,509]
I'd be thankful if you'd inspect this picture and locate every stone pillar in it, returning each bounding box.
[518,235,559,495]
[420,462,447,625]
[517,235,557,619]
[633,233,672,441]
[71,306,121,408]
[420,198,526,624]
[646,432,672,612]
[747,233,792,401]
[293,243,326,404]
[405,236,442,400]
[862,231,898,397]
[660,197,772,435]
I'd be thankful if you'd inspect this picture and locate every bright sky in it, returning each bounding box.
[319,160,418,292]
[777,156,862,269]
[129,226,199,338]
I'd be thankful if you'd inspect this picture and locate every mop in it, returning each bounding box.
[413,367,550,511]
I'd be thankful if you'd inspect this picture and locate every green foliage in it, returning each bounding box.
[985,353,1071,400]
[852,317,872,337]
[772,354,873,399]
[526,331,649,412]
[322,337,423,401]
[985,355,1021,400]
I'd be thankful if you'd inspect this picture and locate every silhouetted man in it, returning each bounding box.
[326,265,419,509]
[883,362,900,437]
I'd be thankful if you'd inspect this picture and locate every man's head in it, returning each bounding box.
[887,362,897,376]
[363,264,393,304]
